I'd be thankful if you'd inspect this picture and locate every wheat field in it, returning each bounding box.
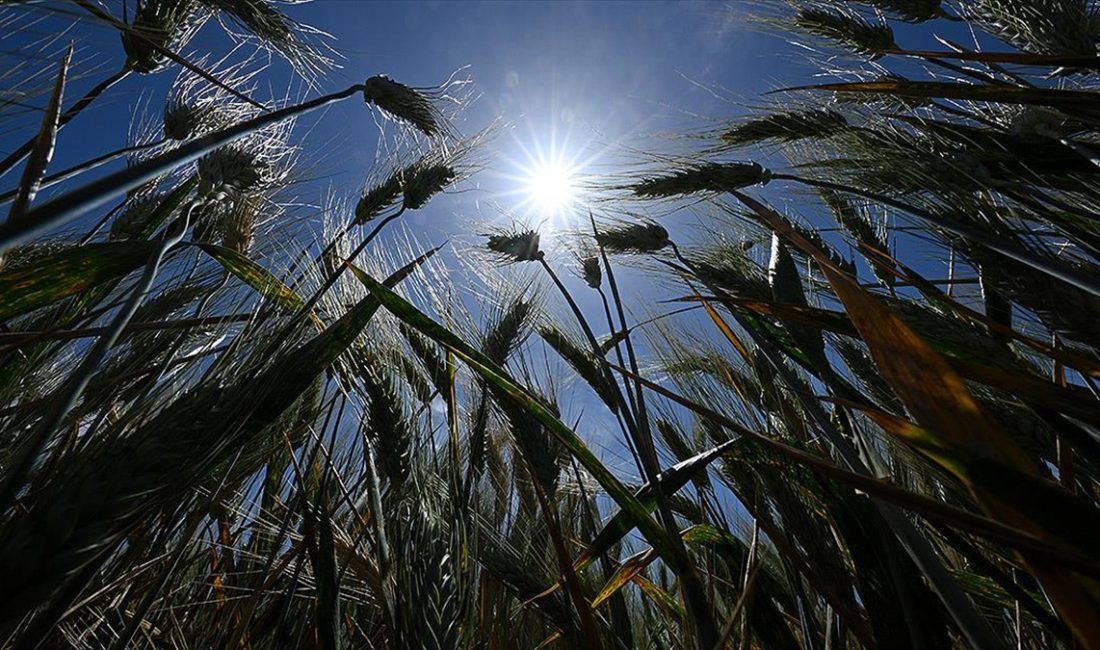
[0,1,1099,648]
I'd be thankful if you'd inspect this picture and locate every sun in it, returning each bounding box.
[526,161,576,214]
[499,127,594,222]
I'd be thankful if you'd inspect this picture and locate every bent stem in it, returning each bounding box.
[591,221,720,649]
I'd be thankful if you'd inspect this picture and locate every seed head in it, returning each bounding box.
[354,127,484,225]
[355,174,404,224]
[485,230,543,262]
[122,0,204,74]
[203,0,333,80]
[206,0,293,46]
[483,298,533,365]
[970,0,1099,56]
[221,195,259,254]
[581,256,602,289]
[494,382,562,496]
[403,164,456,210]
[722,110,848,148]
[162,56,256,140]
[163,102,218,140]
[768,234,806,307]
[361,365,412,491]
[513,412,563,497]
[354,161,455,223]
[110,192,164,240]
[793,7,897,59]
[540,326,617,412]
[692,243,771,300]
[363,75,441,138]
[197,145,269,203]
[1005,107,1077,142]
[858,0,941,23]
[595,222,670,254]
[633,162,771,198]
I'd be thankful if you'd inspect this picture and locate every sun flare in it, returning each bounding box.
[525,162,576,214]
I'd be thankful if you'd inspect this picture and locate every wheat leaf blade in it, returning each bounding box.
[0,241,162,321]
[197,242,303,310]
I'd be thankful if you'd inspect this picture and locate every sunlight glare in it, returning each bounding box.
[526,162,576,213]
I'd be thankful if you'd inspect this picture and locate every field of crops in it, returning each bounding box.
[1,1,1099,648]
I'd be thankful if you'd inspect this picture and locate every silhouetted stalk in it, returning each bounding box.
[530,478,602,649]
[537,249,720,649]
[589,223,720,649]
[536,257,643,454]
[594,287,645,473]
[882,48,1013,88]
[77,198,130,245]
[670,245,1004,650]
[569,457,635,648]
[533,251,647,497]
